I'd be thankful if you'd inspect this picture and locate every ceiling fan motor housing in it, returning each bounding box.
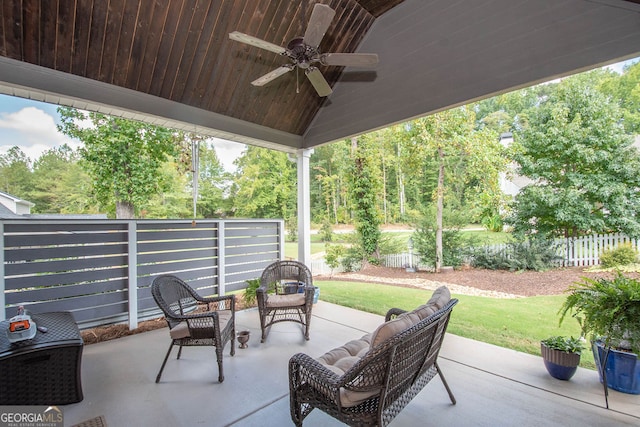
[286,38,318,69]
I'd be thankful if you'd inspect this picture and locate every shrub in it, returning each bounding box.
[599,243,637,268]
[481,214,504,233]
[286,217,298,242]
[324,243,345,273]
[319,220,334,242]
[469,247,512,270]
[471,237,561,271]
[341,247,363,272]
[412,207,474,268]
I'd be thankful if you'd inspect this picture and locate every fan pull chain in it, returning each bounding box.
[296,67,300,94]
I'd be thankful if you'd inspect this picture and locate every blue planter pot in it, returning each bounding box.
[543,360,578,380]
[541,343,580,381]
[592,341,640,395]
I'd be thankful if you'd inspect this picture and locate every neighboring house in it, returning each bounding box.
[0,190,107,219]
[0,191,35,217]
[498,133,533,198]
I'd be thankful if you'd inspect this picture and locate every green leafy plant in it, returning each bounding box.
[559,272,640,354]
[319,220,334,242]
[324,243,345,274]
[243,278,261,307]
[471,237,560,271]
[541,336,585,354]
[599,243,638,268]
[412,208,474,268]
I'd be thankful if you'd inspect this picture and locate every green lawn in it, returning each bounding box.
[315,280,595,369]
[285,228,512,258]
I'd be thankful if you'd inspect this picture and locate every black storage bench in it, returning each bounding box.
[0,311,84,405]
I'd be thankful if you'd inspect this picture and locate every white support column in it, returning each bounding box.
[297,148,313,266]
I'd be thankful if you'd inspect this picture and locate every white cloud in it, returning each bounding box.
[0,106,80,160]
[211,138,246,172]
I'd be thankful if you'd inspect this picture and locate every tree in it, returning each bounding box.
[195,140,229,218]
[507,72,640,238]
[411,106,502,271]
[57,108,177,218]
[601,61,640,134]
[311,142,351,224]
[233,146,297,219]
[347,136,382,263]
[0,146,32,198]
[30,144,95,214]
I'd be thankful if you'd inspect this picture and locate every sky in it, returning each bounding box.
[0,96,247,172]
[0,58,636,170]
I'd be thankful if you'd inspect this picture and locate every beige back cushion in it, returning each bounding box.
[412,286,451,320]
[370,312,420,348]
[370,286,450,349]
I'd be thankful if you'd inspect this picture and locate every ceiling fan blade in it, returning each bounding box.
[306,67,332,97]
[303,4,336,48]
[229,31,286,55]
[251,65,293,86]
[321,53,379,67]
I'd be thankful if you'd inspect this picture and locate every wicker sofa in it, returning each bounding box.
[289,286,457,426]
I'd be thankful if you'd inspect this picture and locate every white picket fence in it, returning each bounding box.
[476,233,639,267]
[309,233,638,275]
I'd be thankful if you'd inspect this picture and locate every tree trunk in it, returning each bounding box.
[436,146,444,273]
[382,155,388,224]
[397,141,405,217]
[116,200,135,219]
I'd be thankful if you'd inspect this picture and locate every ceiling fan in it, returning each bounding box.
[229,3,378,97]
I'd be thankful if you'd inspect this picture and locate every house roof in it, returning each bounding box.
[0,0,639,153]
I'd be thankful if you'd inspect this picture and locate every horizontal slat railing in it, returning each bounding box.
[1,219,283,328]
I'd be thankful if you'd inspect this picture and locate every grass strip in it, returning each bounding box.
[316,280,595,369]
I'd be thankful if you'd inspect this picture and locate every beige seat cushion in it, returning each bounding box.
[169,310,233,339]
[317,335,371,373]
[317,334,378,407]
[266,293,305,308]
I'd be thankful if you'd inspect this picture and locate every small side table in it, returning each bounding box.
[0,311,84,405]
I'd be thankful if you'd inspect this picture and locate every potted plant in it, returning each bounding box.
[242,278,261,308]
[540,336,584,380]
[559,272,640,394]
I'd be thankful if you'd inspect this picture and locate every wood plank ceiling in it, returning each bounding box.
[0,0,403,136]
[0,1,639,153]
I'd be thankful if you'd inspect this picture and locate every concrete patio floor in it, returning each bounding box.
[64,301,639,426]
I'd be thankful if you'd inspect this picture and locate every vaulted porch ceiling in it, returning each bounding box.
[0,0,639,153]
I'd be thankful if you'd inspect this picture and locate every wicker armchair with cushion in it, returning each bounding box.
[289,286,457,427]
[151,274,235,383]
[257,260,314,343]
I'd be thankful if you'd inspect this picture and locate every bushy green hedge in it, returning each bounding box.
[470,238,561,271]
[599,243,638,268]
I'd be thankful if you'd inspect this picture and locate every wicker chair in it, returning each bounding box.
[151,275,235,383]
[257,260,314,342]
